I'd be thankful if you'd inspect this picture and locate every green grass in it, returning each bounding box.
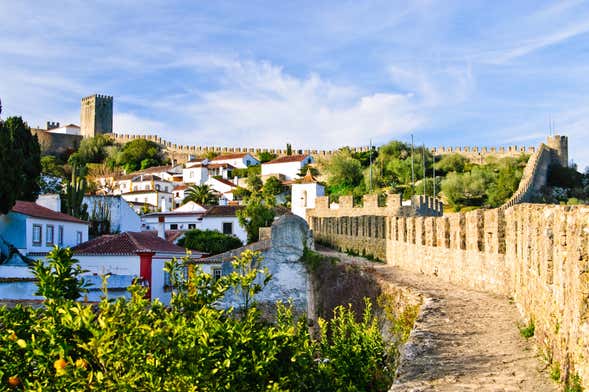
[519,319,535,338]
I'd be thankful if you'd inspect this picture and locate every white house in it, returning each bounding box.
[83,195,142,233]
[120,190,174,213]
[261,154,314,181]
[210,153,259,169]
[205,177,237,201]
[72,231,204,303]
[137,164,183,182]
[182,164,209,185]
[291,170,325,221]
[141,204,247,244]
[172,184,189,208]
[0,201,89,259]
[47,123,81,135]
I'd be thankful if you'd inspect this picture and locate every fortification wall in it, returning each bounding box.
[430,145,535,164]
[110,133,540,164]
[500,143,553,210]
[31,129,82,155]
[308,202,589,387]
[309,194,443,261]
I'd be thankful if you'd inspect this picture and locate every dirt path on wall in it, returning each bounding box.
[316,247,557,392]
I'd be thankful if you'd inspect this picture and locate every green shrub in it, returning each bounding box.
[0,248,396,391]
[519,319,535,338]
[178,229,243,254]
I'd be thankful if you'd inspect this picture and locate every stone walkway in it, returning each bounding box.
[317,248,557,392]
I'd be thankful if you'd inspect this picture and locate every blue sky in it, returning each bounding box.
[1,0,588,169]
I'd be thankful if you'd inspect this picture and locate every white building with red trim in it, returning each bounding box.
[72,231,203,302]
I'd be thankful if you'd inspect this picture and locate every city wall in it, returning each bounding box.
[110,133,538,163]
[309,193,443,261]
[308,201,589,387]
[31,129,82,155]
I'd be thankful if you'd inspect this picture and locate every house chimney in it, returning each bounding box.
[157,216,165,239]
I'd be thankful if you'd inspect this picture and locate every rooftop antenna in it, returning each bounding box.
[410,134,415,196]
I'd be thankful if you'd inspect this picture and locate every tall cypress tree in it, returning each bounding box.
[0,116,41,213]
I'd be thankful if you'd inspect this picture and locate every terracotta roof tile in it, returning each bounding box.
[73,231,186,255]
[204,205,244,216]
[264,154,310,164]
[211,153,249,161]
[12,201,87,224]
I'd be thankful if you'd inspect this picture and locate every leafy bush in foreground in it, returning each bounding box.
[0,249,394,391]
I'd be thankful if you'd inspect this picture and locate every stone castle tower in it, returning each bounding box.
[546,134,569,167]
[80,94,113,138]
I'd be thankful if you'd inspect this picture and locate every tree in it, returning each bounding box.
[237,192,275,243]
[68,134,113,167]
[262,176,285,197]
[0,116,41,213]
[31,247,89,301]
[434,153,469,175]
[178,229,243,254]
[183,184,218,205]
[41,155,66,178]
[116,139,166,173]
[247,173,263,192]
[232,187,251,201]
[286,143,292,156]
[441,167,494,211]
[257,151,277,163]
[323,150,363,189]
[297,164,320,178]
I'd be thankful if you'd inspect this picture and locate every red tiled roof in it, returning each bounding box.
[73,231,186,255]
[12,201,87,224]
[264,154,310,164]
[204,205,244,217]
[173,184,188,191]
[211,153,249,161]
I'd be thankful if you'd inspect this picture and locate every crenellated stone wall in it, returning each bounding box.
[309,202,589,388]
[109,132,549,164]
[308,193,443,261]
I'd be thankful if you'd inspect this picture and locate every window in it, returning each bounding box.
[156,184,160,190]
[170,224,178,230]
[76,231,83,245]
[222,222,233,235]
[46,225,54,245]
[189,171,194,178]
[58,226,64,246]
[212,268,222,280]
[246,159,251,166]
[188,224,196,229]
[32,224,42,246]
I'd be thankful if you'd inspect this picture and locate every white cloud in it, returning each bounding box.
[167,60,424,149]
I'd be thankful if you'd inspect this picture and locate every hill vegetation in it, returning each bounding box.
[317,141,531,211]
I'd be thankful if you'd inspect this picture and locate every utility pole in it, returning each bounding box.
[369,139,373,193]
[422,144,426,197]
[433,154,436,197]
[411,134,415,196]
